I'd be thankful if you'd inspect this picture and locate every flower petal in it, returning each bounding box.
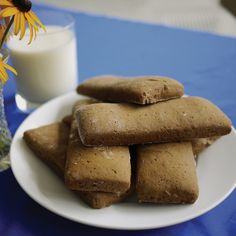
[0,73,8,83]
[0,64,8,83]
[3,62,17,75]
[24,12,38,31]
[14,13,20,35]
[28,22,33,44]
[0,0,13,6]
[0,69,8,81]
[20,12,26,40]
[0,7,18,17]
[33,26,37,39]
[28,11,46,31]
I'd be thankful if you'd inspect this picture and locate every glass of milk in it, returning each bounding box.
[7,10,78,112]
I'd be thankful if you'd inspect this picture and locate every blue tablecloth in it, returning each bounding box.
[1,3,236,236]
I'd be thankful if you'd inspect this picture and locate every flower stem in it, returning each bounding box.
[0,16,14,49]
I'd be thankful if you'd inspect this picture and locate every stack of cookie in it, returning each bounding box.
[23,75,232,209]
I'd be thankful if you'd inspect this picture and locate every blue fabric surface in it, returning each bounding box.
[1,3,236,236]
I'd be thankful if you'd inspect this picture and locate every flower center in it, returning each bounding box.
[12,0,32,12]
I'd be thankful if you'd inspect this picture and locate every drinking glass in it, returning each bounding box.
[8,10,78,112]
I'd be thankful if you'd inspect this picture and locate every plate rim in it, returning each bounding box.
[10,91,236,230]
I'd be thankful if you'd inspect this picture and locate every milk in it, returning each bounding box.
[8,25,78,104]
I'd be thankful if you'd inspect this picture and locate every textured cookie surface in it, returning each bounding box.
[72,98,99,114]
[192,136,219,157]
[71,100,131,207]
[77,75,184,104]
[79,190,130,209]
[62,99,99,127]
[136,142,199,204]
[23,122,69,176]
[65,120,131,193]
[76,96,232,146]
[65,121,131,193]
[23,120,130,209]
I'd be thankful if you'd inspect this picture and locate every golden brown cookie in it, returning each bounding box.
[23,120,131,208]
[192,136,219,157]
[77,75,184,104]
[65,120,131,193]
[136,142,199,204]
[76,97,231,146]
[23,122,69,176]
[62,115,73,127]
[78,189,132,209]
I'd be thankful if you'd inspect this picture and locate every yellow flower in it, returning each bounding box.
[0,57,17,84]
[0,0,46,44]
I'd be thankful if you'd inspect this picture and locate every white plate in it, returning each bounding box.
[10,92,236,230]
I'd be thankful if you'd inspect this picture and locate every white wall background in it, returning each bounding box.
[35,0,236,37]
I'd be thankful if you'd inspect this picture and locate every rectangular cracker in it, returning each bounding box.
[24,119,131,209]
[77,75,184,104]
[65,127,130,196]
[65,120,131,193]
[79,189,131,209]
[72,98,99,114]
[24,100,131,208]
[23,122,70,176]
[62,99,99,127]
[69,99,132,206]
[76,96,231,146]
[136,142,199,204]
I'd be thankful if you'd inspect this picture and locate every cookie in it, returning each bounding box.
[65,120,131,193]
[71,100,132,206]
[79,189,132,209]
[136,142,199,204]
[79,166,135,209]
[23,122,69,176]
[62,115,73,127]
[24,120,131,209]
[62,99,99,127]
[76,96,231,146]
[66,99,131,193]
[77,75,184,104]
[72,98,99,114]
[192,136,219,157]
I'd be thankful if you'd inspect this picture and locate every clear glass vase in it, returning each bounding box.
[0,48,11,171]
